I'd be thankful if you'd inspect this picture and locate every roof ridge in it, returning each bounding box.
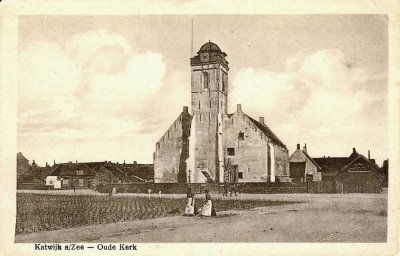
[341,154,381,172]
[302,151,321,170]
[244,114,286,148]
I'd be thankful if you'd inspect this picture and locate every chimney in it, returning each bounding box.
[297,144,300,150]
[237,104,242,112]
[368,150,370,160]
[117,162,119,164]
[53,160,56,165]
[259,117,265,124]
[134,161,137,165]
[303,143,307,153]
[46,162,49,167]
[76,160,77,163]
[124,160,126,165]
[353,147,356,153]
[183,106,189,113]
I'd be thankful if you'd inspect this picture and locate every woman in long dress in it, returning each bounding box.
[200,190,215,216]
[183,187,195,216]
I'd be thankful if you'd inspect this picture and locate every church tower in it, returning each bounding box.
[188,41,229,183]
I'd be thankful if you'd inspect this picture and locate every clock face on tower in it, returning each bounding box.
[200,53,209,62]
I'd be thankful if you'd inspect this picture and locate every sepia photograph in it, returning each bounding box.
[1,1,399,256]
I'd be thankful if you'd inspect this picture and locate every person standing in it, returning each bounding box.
[183,187,195,216]
[222,182,228,197]
[230,183,238,197]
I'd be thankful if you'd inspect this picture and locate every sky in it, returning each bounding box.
[17,15,388,166]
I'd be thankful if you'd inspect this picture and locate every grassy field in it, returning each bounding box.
[16,193,293,235]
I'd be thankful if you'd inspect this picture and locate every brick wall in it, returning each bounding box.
[97,182,310,194]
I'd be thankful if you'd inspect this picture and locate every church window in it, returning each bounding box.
[209,113,211,122]
[167,131,170,138]
[238,172,243,179]
[222,73,226,91]
[238,132,244,140]
[209,100,212,108]
[203,72,209,89]
[199,114,202,122]
[227,147,235,156]
[199,101,201,109]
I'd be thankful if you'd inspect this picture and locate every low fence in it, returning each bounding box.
[306,181,336,193]
[22,180,379,194]
[96,181,318,194]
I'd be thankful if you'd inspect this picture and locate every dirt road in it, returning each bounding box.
[15,193,387,243]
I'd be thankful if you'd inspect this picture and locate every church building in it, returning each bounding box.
[154,42,290,183]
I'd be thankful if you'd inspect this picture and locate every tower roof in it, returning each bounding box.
[198,41,222,53]
[191,41,228,68]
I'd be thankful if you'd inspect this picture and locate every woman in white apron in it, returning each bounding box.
[183,187,195,216]
[200,190,214,216]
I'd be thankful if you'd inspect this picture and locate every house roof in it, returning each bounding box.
[49,162,95,177]
[341,154,382,173]
[86,162,127,180]
[313,150,380,177]
[245,114,286,148]
[31,166,53,180]
[303,151,321,170]
[17,152,28,162]
[120,164,154,181]
[313,157,349,176]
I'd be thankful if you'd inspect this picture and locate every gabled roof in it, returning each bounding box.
[119,163,154,181]
[341,154,382,173]
[31,166,53,180]
[87,162,126,180]
[245,114,286,148]
[313,157,349,176]
[49,162,95,176]
[303,151,321,170]
[17,152,28,162]
[313,150,380,177]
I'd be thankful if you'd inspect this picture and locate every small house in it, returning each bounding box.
[289,144,321,182]
[313,148,383,193]
[47,162,95,189]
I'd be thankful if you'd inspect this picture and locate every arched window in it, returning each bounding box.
[222,73,226,91]
[203,72,209,89]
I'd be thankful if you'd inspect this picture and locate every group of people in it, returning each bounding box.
[222,183,239,197]
[183,188,216,217]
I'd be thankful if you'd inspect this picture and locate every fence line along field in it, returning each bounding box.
[16,193,294,235]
